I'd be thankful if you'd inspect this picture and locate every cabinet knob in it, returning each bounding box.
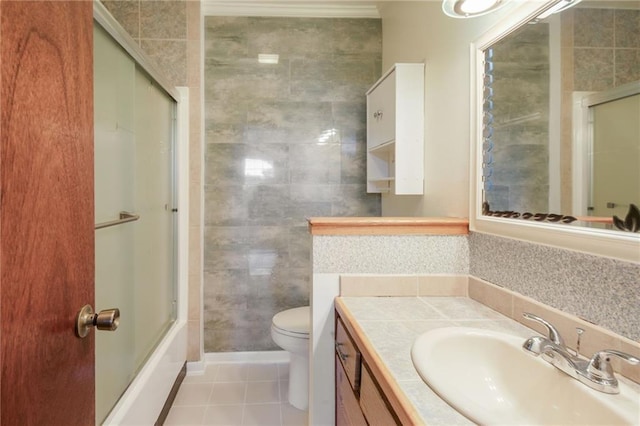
[373,110,383,120]
[336,342,349,361]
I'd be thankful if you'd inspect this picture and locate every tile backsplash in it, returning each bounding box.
[469,276,640,385]
[469,232,640,342]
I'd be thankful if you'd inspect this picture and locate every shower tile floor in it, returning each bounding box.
[165,362,308,426]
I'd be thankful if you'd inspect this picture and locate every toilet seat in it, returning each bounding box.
[271,306,309,339]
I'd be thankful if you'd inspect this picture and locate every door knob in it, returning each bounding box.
[75,304,120,338]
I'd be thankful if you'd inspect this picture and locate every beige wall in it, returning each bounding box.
[377,1,514,218]
[100,0,203,362]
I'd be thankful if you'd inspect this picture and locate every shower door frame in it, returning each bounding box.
[572,81,640,217]
[93,2,190,424]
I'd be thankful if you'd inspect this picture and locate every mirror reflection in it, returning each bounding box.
[482,0,640,232]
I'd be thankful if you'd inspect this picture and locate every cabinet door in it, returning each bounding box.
[360,365,399,426]
[336,318,361,390]
[367,70,396,149]
[336,355,367,426]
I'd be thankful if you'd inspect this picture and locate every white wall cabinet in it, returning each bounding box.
[366,63,424,194]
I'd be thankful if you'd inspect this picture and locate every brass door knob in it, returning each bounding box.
[75,304,120,338]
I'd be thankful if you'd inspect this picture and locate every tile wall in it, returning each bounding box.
[203,17,382,352]
[571,8,640,91]
[485,23,550,213]
[100,0,203,361]
[560,7,640,211]
[485,7,640,216]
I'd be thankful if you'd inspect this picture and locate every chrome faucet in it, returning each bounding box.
[522,312,640,394]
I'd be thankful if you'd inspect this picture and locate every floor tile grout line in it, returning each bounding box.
[198,404,206,426]
[209,379,218,406]
[278,377,284,426]
[241,373,249,425]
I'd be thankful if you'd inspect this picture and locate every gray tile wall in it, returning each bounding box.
[204,17,382,352]
[469,232,640,341]
[573,8,640,90]
[485,23,550,213]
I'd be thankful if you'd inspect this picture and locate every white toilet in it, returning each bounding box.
[271,306,310,410]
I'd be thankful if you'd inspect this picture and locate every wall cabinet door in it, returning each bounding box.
[366,63,424,195]
[367,71,396,149]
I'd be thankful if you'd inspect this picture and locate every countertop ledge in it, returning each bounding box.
[307,217,469,236]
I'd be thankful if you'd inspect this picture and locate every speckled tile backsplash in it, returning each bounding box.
[469,232,640,341]
[313,235,469,274]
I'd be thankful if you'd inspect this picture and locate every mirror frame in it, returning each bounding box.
[469,0,640,263]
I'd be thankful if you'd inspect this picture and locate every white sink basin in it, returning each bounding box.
[411,327,640,425]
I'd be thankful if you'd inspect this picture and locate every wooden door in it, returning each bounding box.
[1,1,95,424]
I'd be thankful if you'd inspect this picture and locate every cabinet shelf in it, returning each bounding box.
[369,177,395,182]
[368,140,394,155]
[366,63,424,195]
[367,178,393,193]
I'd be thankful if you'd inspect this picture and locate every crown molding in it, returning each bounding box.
[202,1,380,18]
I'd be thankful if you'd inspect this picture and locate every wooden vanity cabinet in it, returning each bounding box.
[336,354,367,426]
[335,315,400,425]
[360,365,398,426]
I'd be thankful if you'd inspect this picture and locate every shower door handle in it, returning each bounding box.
[75,304,120,338]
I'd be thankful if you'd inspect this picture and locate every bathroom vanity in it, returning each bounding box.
[334,294,640,425]
[335,296,490,425]
[308,216,640,425]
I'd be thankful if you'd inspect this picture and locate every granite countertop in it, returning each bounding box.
[337,296,539,425]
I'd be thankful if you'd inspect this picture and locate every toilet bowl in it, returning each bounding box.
[271,306,310,410]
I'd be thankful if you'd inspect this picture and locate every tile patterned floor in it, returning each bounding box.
[165,362,308,426]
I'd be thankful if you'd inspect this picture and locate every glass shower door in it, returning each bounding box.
[94,23,177,424]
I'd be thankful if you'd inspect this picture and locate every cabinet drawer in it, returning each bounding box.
[336,318,361,391]
[360,365,399,426]
[336,355,367,426]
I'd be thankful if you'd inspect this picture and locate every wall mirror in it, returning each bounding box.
[471,0,640,262]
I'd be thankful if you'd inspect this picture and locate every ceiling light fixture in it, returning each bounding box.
[442,0,508,18]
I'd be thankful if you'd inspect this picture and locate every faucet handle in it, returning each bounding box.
[587,350,640,381]
[522,312,565,346]
[587,349,640,388]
